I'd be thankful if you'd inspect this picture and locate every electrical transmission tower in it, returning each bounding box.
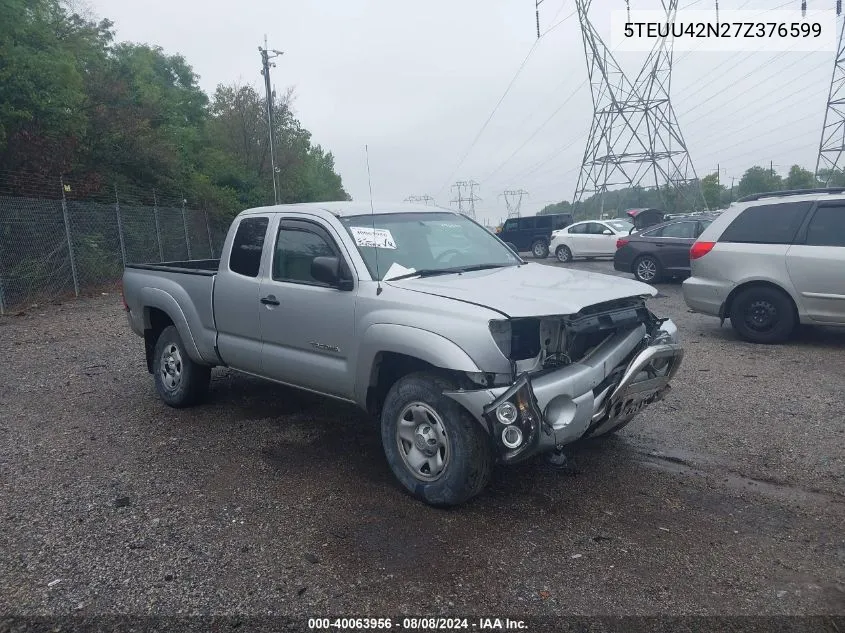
[451,181,481,220]
[815,3,845,185]
[574,0,706,215]
[404,195,436,205]
[499,189,529,218]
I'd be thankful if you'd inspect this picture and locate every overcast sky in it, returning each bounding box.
[85,0,835,225]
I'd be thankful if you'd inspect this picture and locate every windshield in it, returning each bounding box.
[606,220,634,232]
[340,212,520,281]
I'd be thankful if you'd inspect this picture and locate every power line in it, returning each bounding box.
[435,5,577,198]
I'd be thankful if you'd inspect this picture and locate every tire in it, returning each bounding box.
[729,286,796,344]
[153,325,211,407]
[380,372,492,507]
[555,245,573,263]
[633,255,662,283]
[531,240,549,259]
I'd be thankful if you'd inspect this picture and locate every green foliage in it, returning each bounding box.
[784,165,817,190]
[737,166,783,198]
[0,0,348,217]
[700,173,723,210]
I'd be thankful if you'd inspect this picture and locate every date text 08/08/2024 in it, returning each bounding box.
[307,618,528,630]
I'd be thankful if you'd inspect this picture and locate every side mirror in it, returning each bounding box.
[311,256,353,290]
[602,229,613,236]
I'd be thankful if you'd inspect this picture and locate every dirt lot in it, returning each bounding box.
[1,259,843,623]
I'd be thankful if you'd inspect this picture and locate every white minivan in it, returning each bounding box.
[683,189,845,343]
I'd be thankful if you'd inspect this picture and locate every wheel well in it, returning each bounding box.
[723,281,798,321]
[365,352,466,418]
[143,307,174,374]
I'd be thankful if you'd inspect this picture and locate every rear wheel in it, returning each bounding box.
[531,240,549,259]
[555,245,573,263]
[153,325,211,407]
[633,255,662,283]
[380,372,492,507]
[729,286,796,344]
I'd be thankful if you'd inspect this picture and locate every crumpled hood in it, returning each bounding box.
[386,263,656,318]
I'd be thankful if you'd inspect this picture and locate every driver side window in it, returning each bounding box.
[273,225,338,285]
[568,224,587,234]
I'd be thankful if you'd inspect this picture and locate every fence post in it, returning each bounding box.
[153,189,164,262]
[114,184,127,266]
[181,197,192,260]
[205,210,215,259]
[60,176,80,297]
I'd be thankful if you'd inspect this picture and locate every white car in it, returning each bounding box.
[550,219,635,263]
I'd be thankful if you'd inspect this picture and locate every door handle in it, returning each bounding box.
[260,295,280,306]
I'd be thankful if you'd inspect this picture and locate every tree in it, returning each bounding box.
[700,173,724,210]
[0,1,348,213]
[784,165,817,190]
[737,166,783,198]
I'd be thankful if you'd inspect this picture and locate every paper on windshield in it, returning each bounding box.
[349,226,397,249]
[384,262,416,280]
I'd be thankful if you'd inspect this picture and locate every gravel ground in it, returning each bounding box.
[0,259,843,623]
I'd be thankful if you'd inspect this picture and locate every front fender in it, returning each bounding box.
[140,287,204,364]
[353,323,481,406]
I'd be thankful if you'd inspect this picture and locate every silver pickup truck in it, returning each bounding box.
[122,202,683,506]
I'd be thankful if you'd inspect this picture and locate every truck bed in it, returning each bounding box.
[125,259,220,275]
[122,260,222,367]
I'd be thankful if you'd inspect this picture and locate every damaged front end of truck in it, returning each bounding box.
[445,297,684,463]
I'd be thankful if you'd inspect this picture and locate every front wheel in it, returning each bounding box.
[153,325,211,407]
[729,286,796,344]
[531,240,549,259]
[380,372,492,507]
[555,245,573,263]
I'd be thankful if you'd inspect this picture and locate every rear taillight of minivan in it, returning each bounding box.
[690,241,715,260]
[616,238,629,249]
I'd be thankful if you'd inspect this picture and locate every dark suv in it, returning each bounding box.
[497,213,574,258]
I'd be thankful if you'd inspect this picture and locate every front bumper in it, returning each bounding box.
[444,320,683,463]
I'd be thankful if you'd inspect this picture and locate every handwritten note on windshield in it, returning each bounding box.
[349,227,397,249]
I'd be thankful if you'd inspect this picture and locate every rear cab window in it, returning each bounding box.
[229,216,269,277]
[719,202,812,244]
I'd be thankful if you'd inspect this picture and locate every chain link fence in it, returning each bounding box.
[0,174,231,315]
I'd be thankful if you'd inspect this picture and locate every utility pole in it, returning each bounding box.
[535,0,545,38]
[498,189,529,218]
[259,36,283,205]
[450,181,481,220]
[574,0,706,213]
[404,195,436,205]
[815,3,845,185]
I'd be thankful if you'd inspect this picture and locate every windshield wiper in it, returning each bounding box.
[386,263,512,281]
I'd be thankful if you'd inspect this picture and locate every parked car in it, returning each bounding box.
[614,216,717,283]
[497,213,573,258]
[122,202,683,506]
[625,208,666,232]
[550,219,634,263]
[683,189,845,343]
